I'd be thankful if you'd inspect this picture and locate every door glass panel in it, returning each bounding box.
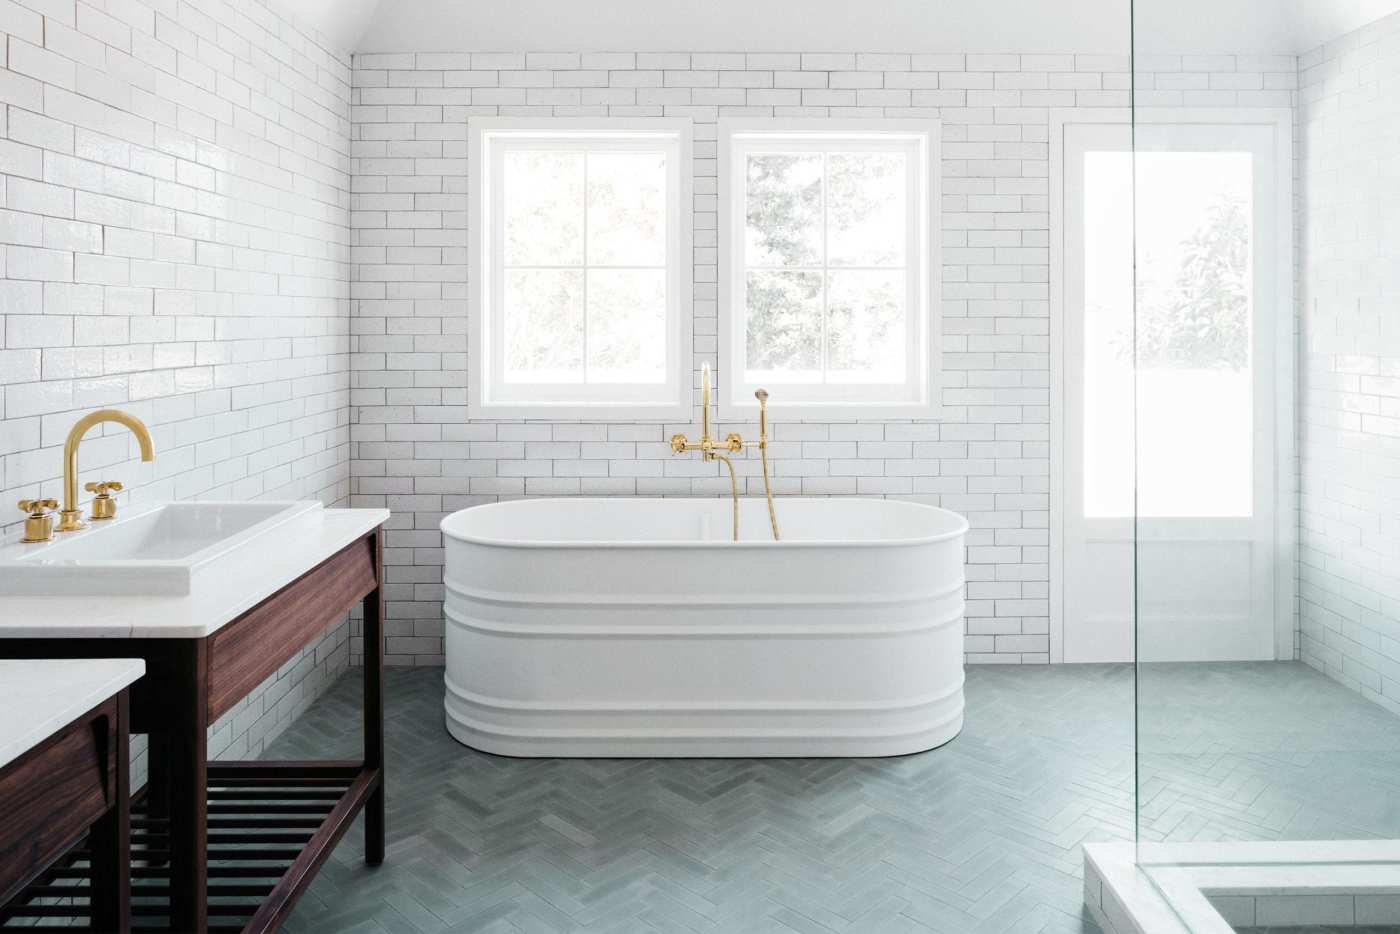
[1081,150,1136,519]
[1081,150,1255,519]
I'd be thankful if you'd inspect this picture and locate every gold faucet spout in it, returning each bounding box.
[710,452,739,542]
[58,408,155,532]
[701,362,712,442]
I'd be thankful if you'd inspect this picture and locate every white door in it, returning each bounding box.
[1060,116,1291,664]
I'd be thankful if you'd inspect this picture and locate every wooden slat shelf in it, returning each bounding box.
[2,764,375,933]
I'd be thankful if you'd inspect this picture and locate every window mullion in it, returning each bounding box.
[582,151,590,385]
[820,150,829,387]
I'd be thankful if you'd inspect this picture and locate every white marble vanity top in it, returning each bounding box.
[0,507,390,639]
[0,658,145,770]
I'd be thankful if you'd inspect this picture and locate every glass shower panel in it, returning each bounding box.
[1131,0,1400,930]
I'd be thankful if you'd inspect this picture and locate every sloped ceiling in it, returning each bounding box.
[304,0,1396,61]
[1294,0,1400,47]
[287,0,380,54]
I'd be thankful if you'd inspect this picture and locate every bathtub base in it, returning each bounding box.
[443,683,964,758]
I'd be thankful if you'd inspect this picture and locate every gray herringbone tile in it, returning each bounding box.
[261,662,1400,933]
[1137,661,1400,843]
[265,666,1127,933]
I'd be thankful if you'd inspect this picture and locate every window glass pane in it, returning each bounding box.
[588,152,667,267]
[587,269,667,382]
[504,151,585,266]
[745,270,822,375]
[504,268,584,381]
[827,152,907,267]
[826,270,906,380]
[745,153,823,267]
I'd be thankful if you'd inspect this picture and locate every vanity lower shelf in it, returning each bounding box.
[2,761,377,933]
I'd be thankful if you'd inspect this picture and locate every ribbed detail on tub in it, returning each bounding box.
[440,497,969,757]
[443,676,966,758]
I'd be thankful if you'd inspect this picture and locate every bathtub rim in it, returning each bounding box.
[440,496,970,550]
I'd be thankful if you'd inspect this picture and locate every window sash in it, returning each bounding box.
[719,121,938,418]
[471,121,692,417]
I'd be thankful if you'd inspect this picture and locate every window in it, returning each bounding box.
[468,119,693,418]
[718,119,939,418]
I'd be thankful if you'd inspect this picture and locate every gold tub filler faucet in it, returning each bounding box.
[670,363,781,542]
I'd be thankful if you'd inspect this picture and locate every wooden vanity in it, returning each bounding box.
[0,659,143,933]
[0,507,390,934]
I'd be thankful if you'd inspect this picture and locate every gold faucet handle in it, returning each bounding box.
[18,498,58,516]
[670,433,689,454]
[84,480,122,520]
[18,499,58,543]
[723,432,744,452]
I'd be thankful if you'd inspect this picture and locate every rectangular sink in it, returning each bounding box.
[0,501,322,596]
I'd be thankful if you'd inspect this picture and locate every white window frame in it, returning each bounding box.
[717,118,941,420]
[468,117,694,420]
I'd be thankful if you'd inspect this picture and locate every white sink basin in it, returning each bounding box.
[0,501,322,596]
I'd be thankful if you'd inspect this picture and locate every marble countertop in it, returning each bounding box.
[0,658,145,770]
[0,507,390,639]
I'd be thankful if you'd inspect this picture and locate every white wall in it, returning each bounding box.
[0,0,354,766]
[0,0,1319,679]
[348,49,1297,666]
[1298,10,1400,714]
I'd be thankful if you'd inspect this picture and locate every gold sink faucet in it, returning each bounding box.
[669,365,781,542]
[17,499,58,543]
[58,409,155,532]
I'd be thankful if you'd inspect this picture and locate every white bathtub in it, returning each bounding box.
[440,497,969,758]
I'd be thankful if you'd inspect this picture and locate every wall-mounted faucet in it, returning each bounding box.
[670,362,743,459]
[671,363,743,540]
[669,365,781,542]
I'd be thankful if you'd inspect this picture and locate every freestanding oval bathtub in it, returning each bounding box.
[440,497,969,757]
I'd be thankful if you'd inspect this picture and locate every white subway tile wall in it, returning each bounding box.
[0,0,354,764]
[1298,12,1400,713]
[348,50,1298,666]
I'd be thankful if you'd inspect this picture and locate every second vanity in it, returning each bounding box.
[0,410,391,933]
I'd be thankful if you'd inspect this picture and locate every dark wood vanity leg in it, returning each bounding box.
[89,691,131,934]
[145,728,171,867]
[168,640,209,933]
[363,529,386,867]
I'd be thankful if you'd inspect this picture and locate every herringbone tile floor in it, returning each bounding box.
[1138,662,1400,843]
[267,662,1400,933]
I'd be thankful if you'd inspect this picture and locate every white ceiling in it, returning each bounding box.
[1294,0,1400,48]
[296,0,380,55]
[300,0,1399,60]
